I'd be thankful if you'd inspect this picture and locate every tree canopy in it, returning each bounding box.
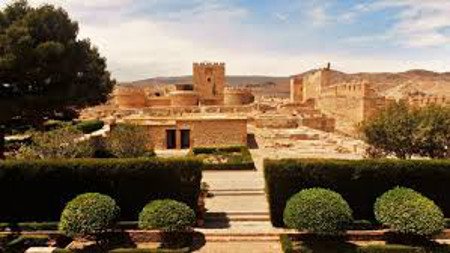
[361,101,450,159]
[0,0,115,124]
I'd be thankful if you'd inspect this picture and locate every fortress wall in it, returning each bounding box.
[408,95,449,108]
[146,97,172,107]
[320,81,375,98]
[224,88,255,106]
[169,91,199,106]
[317,96,365,124]
[302,68,331,102]
[114,87,148,109]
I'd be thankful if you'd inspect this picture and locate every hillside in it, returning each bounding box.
[121,70,450,99]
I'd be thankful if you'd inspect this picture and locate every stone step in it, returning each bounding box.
[202,235,280,242]
[205,212,270,222]
[210,189,265,196]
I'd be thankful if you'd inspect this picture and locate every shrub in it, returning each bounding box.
[59,193,120,238]
[139,199,195,232]
[283,188,353,235]
[0,158,202,222]
[16,127,94,159]
[76,120,105,134]
[264,159,450,227]
[374,187,445,236]
[107,124,152,158]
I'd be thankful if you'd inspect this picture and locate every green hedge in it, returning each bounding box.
[264,159,450,227]
[0,158,202,222]
[191,146,255,170]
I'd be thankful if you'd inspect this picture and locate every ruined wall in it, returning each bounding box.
[114,87,147,109]
[224,87,255,106]
[169,91,199,106]
[290,77,303,103]
[300,116,335,132]
[193,62,225,104]
[146,97,172,107]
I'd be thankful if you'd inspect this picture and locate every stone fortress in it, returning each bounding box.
[81,61,449,151]
[290,64,389,128]
[114,62,254,108]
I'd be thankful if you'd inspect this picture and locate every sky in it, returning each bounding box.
[1,0,450,81]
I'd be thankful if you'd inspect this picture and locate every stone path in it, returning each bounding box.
[195,150,283,253]
[194,126,366,252]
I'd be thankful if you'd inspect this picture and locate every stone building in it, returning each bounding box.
[113,62,255,108]
[290,65,387,125]
[121,115,248,150]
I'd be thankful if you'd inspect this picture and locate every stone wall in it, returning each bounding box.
[317,81,387,124]
[224,87,255,105]
[125,117,247,150]
[290,68,387,126]
[407,94,449,108]
[178,119,247,148]
[114,87,148,108]
[169,91,199,106]
[290,77,303,103]
[301,68,331,103]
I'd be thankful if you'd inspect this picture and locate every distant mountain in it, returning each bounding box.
[120,69,450,99]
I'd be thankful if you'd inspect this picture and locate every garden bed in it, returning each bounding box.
[190,146,255,170]
[264,159,450,227]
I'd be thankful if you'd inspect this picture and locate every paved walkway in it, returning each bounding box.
[195,149,283,253]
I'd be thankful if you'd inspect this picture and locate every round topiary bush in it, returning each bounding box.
[59,193,120,238]
[374,187,445,236]
[138,199,196,232]
[283,188,353,235]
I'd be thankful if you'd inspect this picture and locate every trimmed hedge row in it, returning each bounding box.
[0,158,202,222]
[191,146,255,170]
[264,159,450,227]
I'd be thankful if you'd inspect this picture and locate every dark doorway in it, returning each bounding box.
[180,129,191,149]
[166,129,176,149]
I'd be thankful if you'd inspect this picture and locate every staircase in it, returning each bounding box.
[195,170,282,252]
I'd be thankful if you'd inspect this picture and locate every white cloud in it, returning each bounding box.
[346,0,450,48]
[1,0,450,81]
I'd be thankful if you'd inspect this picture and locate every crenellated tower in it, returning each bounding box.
[193,62,225,104]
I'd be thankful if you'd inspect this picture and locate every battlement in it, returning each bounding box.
[193,62,225,68]
[320,80,376,98]
[407,94,449,107]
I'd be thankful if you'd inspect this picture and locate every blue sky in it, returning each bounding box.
[2,0,450,81]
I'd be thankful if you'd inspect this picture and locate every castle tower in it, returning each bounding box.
[193,62,225,104]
